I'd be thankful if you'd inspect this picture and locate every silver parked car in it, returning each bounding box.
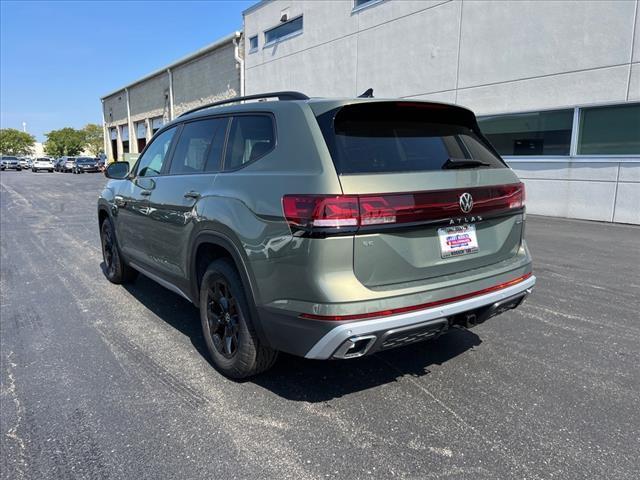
[1,156,22,171]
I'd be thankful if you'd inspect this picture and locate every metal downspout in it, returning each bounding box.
[233,31,245,96]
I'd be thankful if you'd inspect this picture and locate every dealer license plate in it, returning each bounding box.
[438,224,479,258]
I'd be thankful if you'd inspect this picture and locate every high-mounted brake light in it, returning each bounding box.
[282,183,525,236]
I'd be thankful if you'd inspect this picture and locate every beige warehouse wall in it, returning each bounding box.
[172,42,241,116]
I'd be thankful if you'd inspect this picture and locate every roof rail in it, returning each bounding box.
[178,91,310,118]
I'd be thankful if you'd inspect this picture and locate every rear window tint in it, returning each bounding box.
[223,115,275,171]
[170,118,227,174]
[317,103,505,174]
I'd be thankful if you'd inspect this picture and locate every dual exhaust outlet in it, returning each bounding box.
[332,335,377,359]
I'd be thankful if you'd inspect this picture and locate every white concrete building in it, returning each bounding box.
[243,0,640,224]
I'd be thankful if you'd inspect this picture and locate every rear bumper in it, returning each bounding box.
[258,274,535,360]
[307,275,534,359]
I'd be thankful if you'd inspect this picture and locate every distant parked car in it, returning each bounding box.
[72,157,99,173]
[0,156,22,171]
[18,157,30,169]
[32,157,55,172]
[55,156,76,172]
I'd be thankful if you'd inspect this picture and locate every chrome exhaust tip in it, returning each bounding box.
[332,335,377,359]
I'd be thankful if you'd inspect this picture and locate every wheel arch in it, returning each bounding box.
[98,206,110,228]
[190,231,269,345]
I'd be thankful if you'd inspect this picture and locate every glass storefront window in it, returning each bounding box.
[478,109,574,156]
[577,103,640,155]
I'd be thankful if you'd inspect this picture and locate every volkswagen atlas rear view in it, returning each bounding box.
[98,92,535,378]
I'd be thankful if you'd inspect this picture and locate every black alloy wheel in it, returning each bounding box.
[101,220,116,278]
[199,259,278,378]
[205,278,240,358]
[100,218,137,284]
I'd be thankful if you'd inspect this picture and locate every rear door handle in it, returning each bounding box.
[184,191,201,199]
[140,190,152,196]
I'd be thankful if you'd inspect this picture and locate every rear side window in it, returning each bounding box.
[169,118,228,174]
[223,115,275,171]
[317,103,505,174]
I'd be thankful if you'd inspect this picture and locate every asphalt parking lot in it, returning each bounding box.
[1,170,639,479]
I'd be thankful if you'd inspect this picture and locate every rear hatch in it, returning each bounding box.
[313,101,525,288]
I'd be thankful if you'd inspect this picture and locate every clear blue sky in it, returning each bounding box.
[0,0,255,141]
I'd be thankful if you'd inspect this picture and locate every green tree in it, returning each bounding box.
[83,123,104,156]
[44,128,86,157]
[0,128,36,156]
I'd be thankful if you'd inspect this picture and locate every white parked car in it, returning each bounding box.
[31,157,55,173]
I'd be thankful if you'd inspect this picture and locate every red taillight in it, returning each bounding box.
[282,195,359,229]
[283,183,525,236]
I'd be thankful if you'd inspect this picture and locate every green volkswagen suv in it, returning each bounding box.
[98,92,535,378]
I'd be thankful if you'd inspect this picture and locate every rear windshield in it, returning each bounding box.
[317,102,506,174]
[77,158,94,164]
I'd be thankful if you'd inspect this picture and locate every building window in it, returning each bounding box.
[135,121,147,152]
[120,125,130,155]
[478,109,574,156]
[264,16,303,46]
[249,35,258,52]
[151,117,164,135]
[353,0,384,11]
[577,103,640,155]
[110,128,117,161]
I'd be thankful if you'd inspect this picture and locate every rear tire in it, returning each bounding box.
[100,218,138,284]
[199,259,278,379]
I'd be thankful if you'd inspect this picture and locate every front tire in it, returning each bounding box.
[199,259,277,379]
[100,218,138,284]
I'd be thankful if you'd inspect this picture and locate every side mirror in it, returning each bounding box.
[105,161,130,179]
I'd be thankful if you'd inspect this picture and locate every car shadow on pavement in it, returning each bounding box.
[121,272,482,402]
[119,273,213,362]
[254,328,481,402]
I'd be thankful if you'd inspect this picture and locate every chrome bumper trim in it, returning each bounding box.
[304,275,536,360]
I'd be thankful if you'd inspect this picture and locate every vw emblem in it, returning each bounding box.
[459,192,474,213]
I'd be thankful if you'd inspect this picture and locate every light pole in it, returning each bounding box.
[22,122,26,132]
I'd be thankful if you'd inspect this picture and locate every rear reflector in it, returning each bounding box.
[300,272,532,321]
[283,183,525,236]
